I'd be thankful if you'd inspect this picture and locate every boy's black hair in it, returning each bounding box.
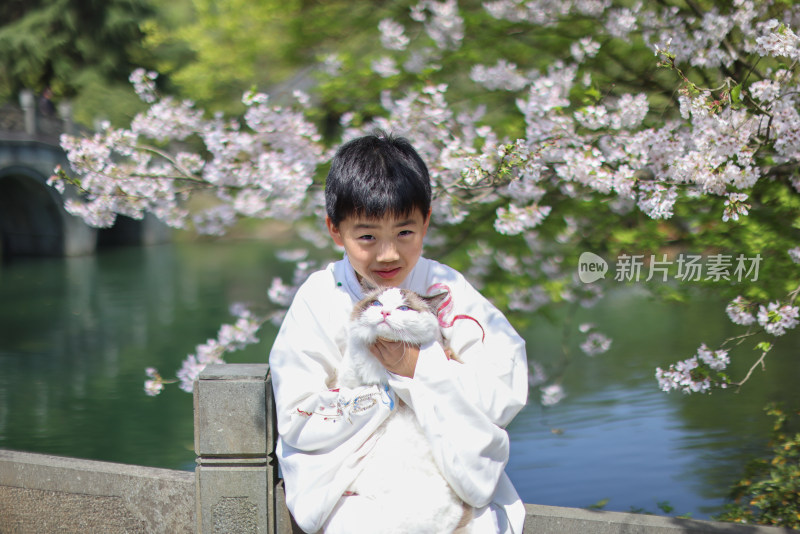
[325,130,431,227]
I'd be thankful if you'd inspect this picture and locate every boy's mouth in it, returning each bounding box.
[374,267,401,279]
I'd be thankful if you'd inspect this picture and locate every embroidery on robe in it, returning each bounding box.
[293,384,394,423]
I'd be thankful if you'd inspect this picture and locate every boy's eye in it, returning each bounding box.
[371,300,382,307]
[398,230,413,237]
[358,234,375,241]
[397,305,410,311]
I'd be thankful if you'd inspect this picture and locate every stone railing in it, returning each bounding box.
[0,90,75,143]
[1,363,797,533]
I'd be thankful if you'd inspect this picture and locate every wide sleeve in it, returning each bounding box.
[269,274,395,532]
[387,273,528,508]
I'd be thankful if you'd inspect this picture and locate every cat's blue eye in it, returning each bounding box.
[397,305,410,311]
[371,300,382,307]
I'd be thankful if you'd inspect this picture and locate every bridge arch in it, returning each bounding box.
[0,166,65,258]
[0,136,170,259]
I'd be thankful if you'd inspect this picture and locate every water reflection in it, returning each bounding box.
[0,242,287,469]
[510,286,800,517]
[1,242,798,519]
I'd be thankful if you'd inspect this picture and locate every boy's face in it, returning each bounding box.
[327,208,431,287]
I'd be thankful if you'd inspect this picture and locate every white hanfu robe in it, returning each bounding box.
[269,255,529,533]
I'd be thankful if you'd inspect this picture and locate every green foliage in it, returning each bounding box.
[313,1,671,141]
[143,0,301,113]
[716,404,800,528]
[587,498,610,510]
[0,0,156,100]
[142,0,399,116]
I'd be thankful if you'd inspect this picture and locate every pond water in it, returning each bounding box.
[1,240,798,520]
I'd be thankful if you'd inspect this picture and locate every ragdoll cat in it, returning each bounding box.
[331,285,472,534]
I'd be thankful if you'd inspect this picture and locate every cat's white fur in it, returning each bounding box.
[339,287,443,388]
[331,287,470,534]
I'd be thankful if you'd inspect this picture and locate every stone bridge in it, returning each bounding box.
[0,91,168,259]
[1,364,797,533]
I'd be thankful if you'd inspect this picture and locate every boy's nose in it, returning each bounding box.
[376,242,400,262]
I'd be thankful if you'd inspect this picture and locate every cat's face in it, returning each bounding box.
[350,287,444,345]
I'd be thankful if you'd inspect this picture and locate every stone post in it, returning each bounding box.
[18,90,36,136]
[194,364,277,534]
[57,100,74,135]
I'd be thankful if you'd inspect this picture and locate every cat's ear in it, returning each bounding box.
[422,291,449,314]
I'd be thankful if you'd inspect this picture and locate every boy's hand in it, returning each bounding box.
[370,338,419,378]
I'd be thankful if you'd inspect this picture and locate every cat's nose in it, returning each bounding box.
[381,310,391,317]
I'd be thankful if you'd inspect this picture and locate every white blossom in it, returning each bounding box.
[656,344,730,394]
[570,37,601,62]
[173,309,263,393]
[757,302,800,336]
[656,357,711,394]
[144,379,164,397]
[580,332,612,356]
[541,384,566,406]
[528,362,547,388]
[414,0,464,50]
[371,56,401,78]
[722,192,750,222]
[55,2,800,400]
[726,296,756,325]
[321,54,343,76]
[755,20,800,61]
[470,60,528,91]
[637,184,678,219]
[696,343,730,371]
[494,203,552,234]
[379,18,411,50]
[129,68,158,103]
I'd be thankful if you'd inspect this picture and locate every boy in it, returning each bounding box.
[269,132,529,533]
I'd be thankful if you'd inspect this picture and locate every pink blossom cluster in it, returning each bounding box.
[378,18,410,51]
[51,1,800,400]
[655,344,730,394]
[410,0,464,51]
[145,306,264,396]
[578,324,612,356]
[540,384,566,406]
[757,302,800,336]
[52,77,325,235]
[354,2,800,401]
[726,296,757,326]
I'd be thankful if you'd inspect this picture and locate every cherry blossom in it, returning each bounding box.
[379,18,411,51]
[579,332,612,356]
[656,356,712,394]
[50,1,800,397]
[51,79,325,236]
[757,302,800,336]
[540,383,566,406]
[726,296,756,326]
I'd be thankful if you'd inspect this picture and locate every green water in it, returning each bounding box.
[1,241,798,519]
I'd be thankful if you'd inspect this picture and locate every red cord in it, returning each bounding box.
[426,283,486,342]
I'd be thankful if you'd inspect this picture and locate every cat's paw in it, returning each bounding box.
[336,365,361,389]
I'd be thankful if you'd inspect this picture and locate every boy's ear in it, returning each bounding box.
[422,208,432,234]
[326,216,345,247]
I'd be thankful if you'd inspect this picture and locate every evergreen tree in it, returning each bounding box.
[0,0,156,124]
